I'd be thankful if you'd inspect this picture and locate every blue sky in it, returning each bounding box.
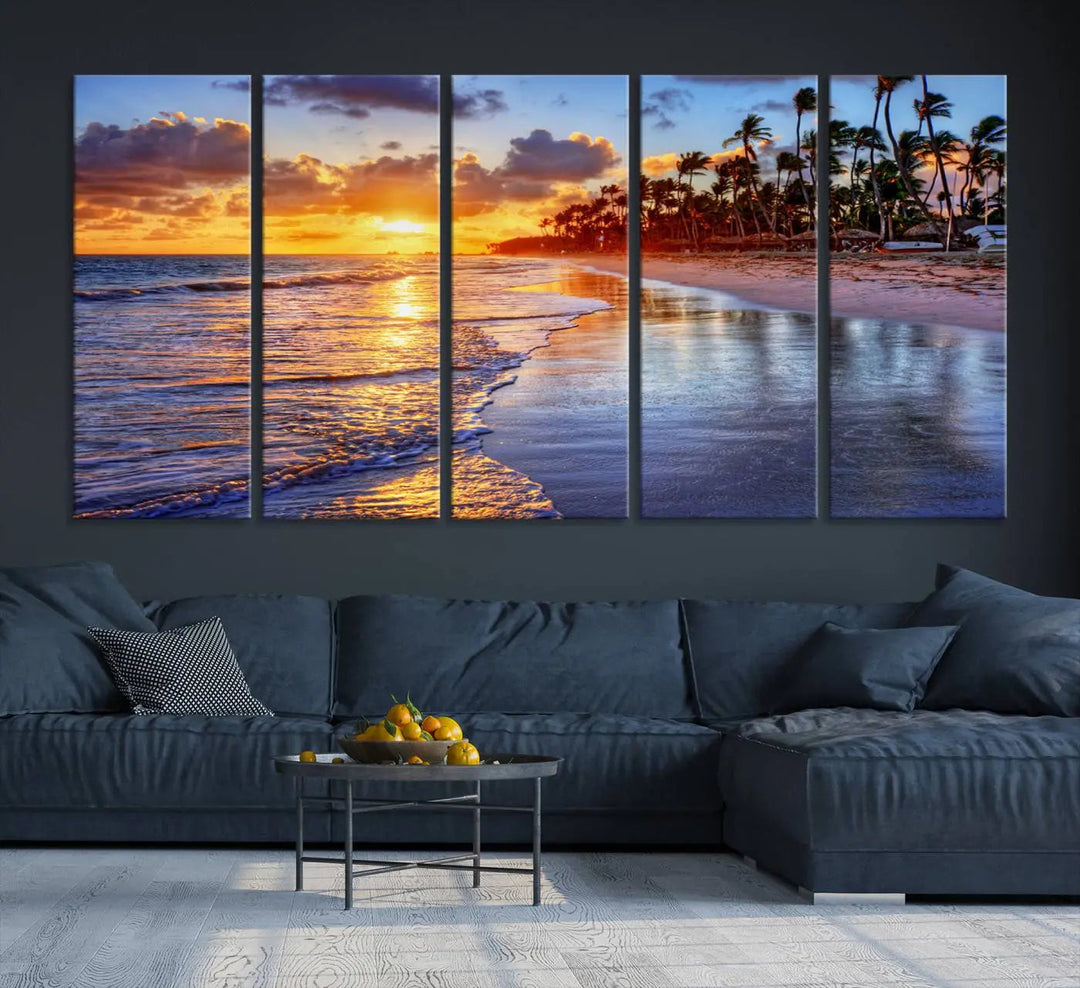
[642,75,817,178]
[74,76,249,133]
[830,75,1006,144]
[263,75,438,162]
[453,75,627,168]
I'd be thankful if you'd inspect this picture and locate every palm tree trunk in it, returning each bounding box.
[795,109,813,231]
[922,76,955,249]
[868,93,886,240]
[883,85,938,230]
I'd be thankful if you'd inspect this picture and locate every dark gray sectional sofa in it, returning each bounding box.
[2,561,1078,897]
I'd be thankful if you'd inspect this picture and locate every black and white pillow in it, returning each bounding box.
[87,617,274,717]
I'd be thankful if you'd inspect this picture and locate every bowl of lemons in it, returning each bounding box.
[337,695,479,765]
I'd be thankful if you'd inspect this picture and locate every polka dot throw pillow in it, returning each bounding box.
[88,617,273,716]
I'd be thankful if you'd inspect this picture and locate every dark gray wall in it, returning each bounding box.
[1,0,1075,603]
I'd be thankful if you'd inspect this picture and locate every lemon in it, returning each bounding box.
[298,750,317,763]
[386,703,412,727]
[400,721,423,740]
[433,717,463,741]
[369,720,401,742]
[446,741,480,766]
[331,757,345,764]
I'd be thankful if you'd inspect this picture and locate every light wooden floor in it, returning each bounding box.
[1,848,1078,987]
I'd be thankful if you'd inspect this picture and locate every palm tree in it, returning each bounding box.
[723,113,775,236]
[950,115,1005,219]
[867,79,888,239]
[878,75,938,231]
[847,125,885,227]
[715,161,745,238]
[792,86,817,230]
[918,78,958,246]
[676,151,711,245]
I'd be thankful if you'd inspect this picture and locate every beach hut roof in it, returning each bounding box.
[902,221,946,238]
[835,227,878,239]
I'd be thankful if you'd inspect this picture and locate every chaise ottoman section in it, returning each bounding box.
[718,708,1080,895]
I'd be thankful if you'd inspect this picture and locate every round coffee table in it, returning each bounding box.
[273,753,562,909]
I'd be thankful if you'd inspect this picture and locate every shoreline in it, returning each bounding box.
[553,250,1004,333]
[473,264,629,518]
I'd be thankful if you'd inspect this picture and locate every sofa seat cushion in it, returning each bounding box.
[329,712,724,815]
[0,713,332,810]
[436,712,721,814]
[336,596,691,719]
[0,562,156,715]
[718,708,1080,853]
[682,600,915,721]
[147,594,334,718]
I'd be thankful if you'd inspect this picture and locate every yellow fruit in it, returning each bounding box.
[386,703,413,727]
[446,741,480,766]
[298,750,317,763]
[369,720,402,742]
[355,724,380,740]
[331,757,345,764]
[434,716,463,741]
[400,721,423,740]
[407,755,424,764]
[421,715,441,734]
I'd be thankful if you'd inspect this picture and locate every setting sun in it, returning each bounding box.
[380,219,426,234]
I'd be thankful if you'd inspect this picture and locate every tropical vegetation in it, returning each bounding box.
[489,77,1004,254]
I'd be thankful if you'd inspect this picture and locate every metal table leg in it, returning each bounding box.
[294,775,304,891]
[532,777,542,906]
[472,780,482,888]
[344,779,354,910]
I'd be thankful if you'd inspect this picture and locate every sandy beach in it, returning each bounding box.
[578,251,1005,333]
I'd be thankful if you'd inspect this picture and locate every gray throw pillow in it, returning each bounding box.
[909,565,1080,716]
[0,562,155,714]
[774,622,958,714]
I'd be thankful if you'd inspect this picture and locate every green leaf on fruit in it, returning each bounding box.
[383,719,398,737]
[419,730,434,741]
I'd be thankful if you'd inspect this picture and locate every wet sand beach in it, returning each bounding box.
[582,251,1005,333]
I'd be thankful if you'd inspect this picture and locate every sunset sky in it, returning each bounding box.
[831,75,1006,204]
[264,75,439,254]
[641,75,816,187]
[74,76,251,254]
[453,75,627,253]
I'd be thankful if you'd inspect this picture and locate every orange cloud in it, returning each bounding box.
[74,114,250,253]
[641,148,753,177]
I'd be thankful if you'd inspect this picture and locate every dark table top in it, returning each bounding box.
[274,753,562,782]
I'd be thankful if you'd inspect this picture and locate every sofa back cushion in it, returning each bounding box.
[147,594,334,718]
[909,565,1080,716]
[682,599,916,722]
[335,595,690,719]
[0,561,155,714]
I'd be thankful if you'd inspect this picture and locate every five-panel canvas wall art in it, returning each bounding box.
[73,74,1006,520]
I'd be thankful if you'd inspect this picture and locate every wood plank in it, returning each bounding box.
[0,848,1077,988]
[0,861,162,986]
[69,879,223,988]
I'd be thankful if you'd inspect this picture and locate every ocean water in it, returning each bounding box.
[261,254,440,518]
[830,317,1005,517]
[74,254,625,519]
[641,278,818,517]
[74,255,251,518]
[451,256,624,519]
